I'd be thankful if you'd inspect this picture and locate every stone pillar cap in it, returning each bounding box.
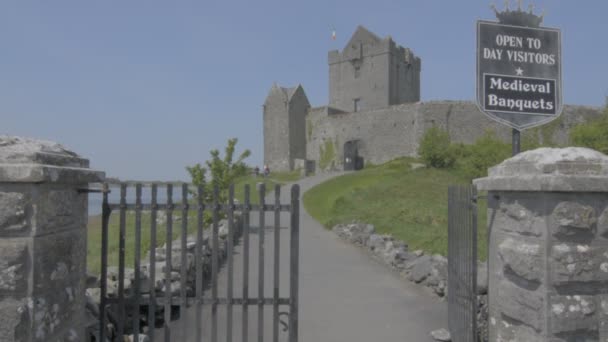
[0,135,105,183]
[474,147,608,192]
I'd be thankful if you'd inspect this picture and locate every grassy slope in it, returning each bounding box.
[303,158,488,260]
[87,171,300,274]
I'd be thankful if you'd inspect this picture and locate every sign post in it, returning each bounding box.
[476,5,562,155]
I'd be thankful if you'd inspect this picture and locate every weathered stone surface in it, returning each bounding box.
[0,238,30,295]
[552,202,597,237]
[598,207,608,239]
[0,136,85,167]
[32,229,86,291]
[497,281,544,330]
[494,318,544,342]
[549,295,597,334]
[407,255,433,283]
[0,136,104,183]
[0,191,29,234]
[475,147,608,192]
[495,195,546,237]
[430,328,451,341]
[35,188,86,235]
[498,238,543,282]
[0,297,31,342]
[551,244,608,283]
[31,292,84,342]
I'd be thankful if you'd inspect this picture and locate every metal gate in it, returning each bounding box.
[96,182,300,342]
[447,185,478,342]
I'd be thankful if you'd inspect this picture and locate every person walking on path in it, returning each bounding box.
[263,164,270,178]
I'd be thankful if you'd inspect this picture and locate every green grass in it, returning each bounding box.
[303,158,488,260]
[87,173,304,274]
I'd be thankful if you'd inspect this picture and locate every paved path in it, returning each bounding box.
[169,172,447,341]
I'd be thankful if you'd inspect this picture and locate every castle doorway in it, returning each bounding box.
[344,140,363,171]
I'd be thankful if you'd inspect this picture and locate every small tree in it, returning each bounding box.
[186,138,251,203]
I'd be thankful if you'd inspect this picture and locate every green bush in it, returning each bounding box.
[418,126,456,168]
[456,131,511,180]
[570,107,608,154]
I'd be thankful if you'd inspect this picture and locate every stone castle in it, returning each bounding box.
[263,26,602,172]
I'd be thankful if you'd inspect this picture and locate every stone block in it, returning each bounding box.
[497,281,544,330]
[498,237,543,283]
[551,243,608,283]
[495,194,547,237]
[494,318,544,342]
[0,190,31,236]
[549,294,597,334]
[34,188,86,236]
[598,207,608,239]
[551,201,597,238]
[31,229,86,295]
[599,295,608,341]
[0,297,31,342]
[0,238,30,296]
[30,291,84,342]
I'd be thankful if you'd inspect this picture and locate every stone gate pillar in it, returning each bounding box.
[474,147,608,342]
[0,136,104,342]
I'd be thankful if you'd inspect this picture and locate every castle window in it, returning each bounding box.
[354,98,361,112]
[354,65,360,78]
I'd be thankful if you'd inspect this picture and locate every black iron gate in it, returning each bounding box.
[447,185,478,342]
[95,182,300,342]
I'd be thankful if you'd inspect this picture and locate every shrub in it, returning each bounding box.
[570,107,608,154]
[418,126,456,168]
[456,131,511,180]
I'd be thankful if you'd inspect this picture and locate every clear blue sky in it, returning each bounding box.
[2,1,607,181]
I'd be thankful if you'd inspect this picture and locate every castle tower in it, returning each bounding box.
[328,26,421,112]
[263,84,310,171]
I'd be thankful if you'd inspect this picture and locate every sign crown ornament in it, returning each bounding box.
[491,1,543,27]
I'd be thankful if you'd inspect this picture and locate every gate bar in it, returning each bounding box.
[164,185,173,342]
[195,185,204,342]
[211,186,219,342]
[99,183,110,342]
[226,185,235,342]
[180,184,189,340]
[242,185,251,342]
[148,184,158,342]
[289,184,300,342]
[117,184,127,341]
[133,184,143,341]
[258,184,266,342]
[273,185,281,342]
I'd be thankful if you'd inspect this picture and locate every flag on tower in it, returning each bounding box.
[331,26,336,40]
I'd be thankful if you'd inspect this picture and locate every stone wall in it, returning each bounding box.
[475,148,608,341]
[307,101,603,171]
[306,103,419,171]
